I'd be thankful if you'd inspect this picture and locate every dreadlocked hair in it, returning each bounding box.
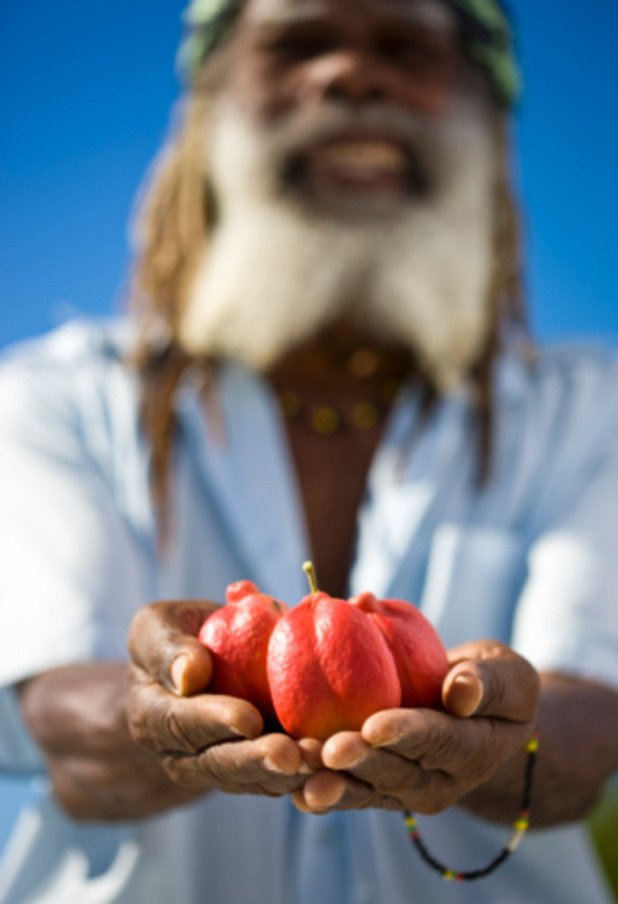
[469,112,529,484]
[129,76,220,543]
[128,89,528,540]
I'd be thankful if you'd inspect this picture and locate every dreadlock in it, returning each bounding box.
[471,111,529,484]
[129,77,217,539]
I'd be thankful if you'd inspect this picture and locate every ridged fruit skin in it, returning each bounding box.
[350,592,448,708]
[198,580,287,721]
[267,592,402,741]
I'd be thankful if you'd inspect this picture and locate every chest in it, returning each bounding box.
[282,423,384,598]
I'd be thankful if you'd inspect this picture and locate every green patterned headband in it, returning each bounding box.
[179,0,520,107]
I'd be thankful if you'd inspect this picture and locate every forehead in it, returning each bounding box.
[244,0,456,31]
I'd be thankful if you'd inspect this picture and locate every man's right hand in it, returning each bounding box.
[127,601,314,798]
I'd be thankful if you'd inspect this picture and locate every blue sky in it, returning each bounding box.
[2,0,618,351]
[1,0,618,854]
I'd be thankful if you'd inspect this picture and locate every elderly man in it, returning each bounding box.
[1,0,617,902]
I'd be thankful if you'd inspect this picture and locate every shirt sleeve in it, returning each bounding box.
[512,419,618,691]
[0,345,150,770]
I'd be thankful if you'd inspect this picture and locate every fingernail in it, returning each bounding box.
[170,654,189,694]
[263,757,292,774]
[364,729,397,748]
[324,749,365,770]
[308,781,344,810]
[229,713,263,739]
[452,672,483,716]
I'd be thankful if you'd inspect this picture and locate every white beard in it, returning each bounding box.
[178,93,496,390]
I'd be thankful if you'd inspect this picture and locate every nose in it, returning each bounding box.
[303,51,389,105]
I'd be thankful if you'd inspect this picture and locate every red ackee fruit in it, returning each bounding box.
[198,580,287,722]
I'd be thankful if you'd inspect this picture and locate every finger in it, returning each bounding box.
[257,732,306,775]
[321,732,369,770]
[166,732,307,796]
[297,738,323,772]
[127,680,263,755]
[292,772,348,811]
[444,642,540,721]
[322,731,430,797]
[362,707,524,778]
[292,771,401,814]
[128,600,219,695]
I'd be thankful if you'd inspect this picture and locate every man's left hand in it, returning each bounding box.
[292,641,539,814]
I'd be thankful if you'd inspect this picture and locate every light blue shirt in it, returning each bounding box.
[1,320,617,903]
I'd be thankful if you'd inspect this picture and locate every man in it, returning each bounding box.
[0,0,617,902]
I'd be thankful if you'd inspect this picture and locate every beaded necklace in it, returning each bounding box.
[273,342,414,436]
[404,732,540,882]
[277,378,404,436]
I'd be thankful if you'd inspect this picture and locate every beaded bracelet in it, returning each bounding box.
[403,732,540,882]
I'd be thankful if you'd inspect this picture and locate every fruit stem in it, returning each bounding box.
[302,561,319,595]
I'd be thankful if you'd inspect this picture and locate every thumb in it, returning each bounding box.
[128,600,217,696]
[442,666,484,717]
[442,641,539,722]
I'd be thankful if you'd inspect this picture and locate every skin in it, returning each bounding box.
[230,0,463,122]
[19,0,618,828]
[19,663,199,822]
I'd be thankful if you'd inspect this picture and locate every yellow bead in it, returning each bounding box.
[443,870,457,881]
[351,402,379,430]
[514,817,529,832]
[527,736,540,753]
[312,407,340,434]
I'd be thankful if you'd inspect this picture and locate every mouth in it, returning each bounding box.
[285,132,430,211]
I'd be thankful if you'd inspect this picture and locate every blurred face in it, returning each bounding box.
[228,0,462,210]
[179,0,498,389]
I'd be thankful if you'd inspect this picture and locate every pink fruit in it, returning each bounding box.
[267,591,402,741]
[350,592,448,709]
[198,580,287,721]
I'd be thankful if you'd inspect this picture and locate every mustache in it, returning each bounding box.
[229,101,442,198]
